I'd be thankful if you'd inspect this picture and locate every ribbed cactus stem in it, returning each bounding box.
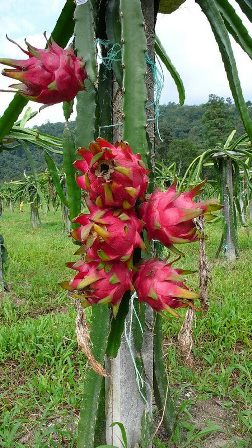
[74,3,112,448]
[62,124,81,226]
[74,1,97,147]
[120,0,148,162]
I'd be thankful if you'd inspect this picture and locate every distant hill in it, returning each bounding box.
[156,97,247,175]
[0,96,249,182]
[0,122,67,183]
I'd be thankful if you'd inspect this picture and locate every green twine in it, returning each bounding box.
[97,38,121,71]
[98,122,123,137]
[97,39,164,140]
[145,53,164,141]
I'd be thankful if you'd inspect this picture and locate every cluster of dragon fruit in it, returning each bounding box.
[0,38,215,316]
[61,138,215,317]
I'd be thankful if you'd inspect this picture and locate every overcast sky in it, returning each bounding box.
[0,0,251,125]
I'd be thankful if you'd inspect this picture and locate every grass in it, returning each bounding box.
[0,206,251,447]
[0,208,85,447]
[160,224,252,446]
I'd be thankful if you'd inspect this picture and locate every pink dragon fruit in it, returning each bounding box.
[61,260,133,315]
[74,138,149,209]
[134,259,199,315]
[0,38,86,104]
[72,202,145,262]
[140,182,218,247]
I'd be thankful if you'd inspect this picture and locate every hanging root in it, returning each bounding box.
[178,216,210,366]
[177,308,195,367]
[75,301,108,377]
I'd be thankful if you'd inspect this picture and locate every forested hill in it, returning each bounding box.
[0,121,74,183]
[0,95,250,182]
[156,95,249,174]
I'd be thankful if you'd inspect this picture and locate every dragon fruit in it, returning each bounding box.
[0,37,86,104]
[61,260,133,315]
[74,138,149,209]
[72,202,145,262]
[140,183,218,247]
[134,259,199,315]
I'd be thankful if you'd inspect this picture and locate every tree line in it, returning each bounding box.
[0,94,251,182]
[156,94,252,174]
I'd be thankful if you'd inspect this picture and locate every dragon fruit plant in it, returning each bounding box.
[0,25,205,318]
[0,38,87,104]
[0,0,250,444]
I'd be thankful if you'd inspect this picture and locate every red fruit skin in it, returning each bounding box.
[140,183,212,247]
[74,138,149,209]
[72,203,144,262]
[134,259,198,312]
[64,260,133,307]
[0,40,87,104]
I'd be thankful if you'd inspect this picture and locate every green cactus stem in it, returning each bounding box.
[62,124,81,226]
[159,0,186,14]
[74,1,97,148]
[77,306,110,448]
[106,0,150,358]
[96,62,113,142]
[74,4,114,447]
[120,0,148,162]
[105,0,123,86]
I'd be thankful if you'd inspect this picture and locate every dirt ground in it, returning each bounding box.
[156,388,251,448]
[190,397,250,448]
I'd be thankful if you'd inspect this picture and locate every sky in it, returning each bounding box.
[0,0,251,126]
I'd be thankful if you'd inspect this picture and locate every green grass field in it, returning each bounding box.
[0,207,251,447]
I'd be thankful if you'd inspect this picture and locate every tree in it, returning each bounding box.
[166,138,201,175]
[5,174,44,228]
[202,94,235,147]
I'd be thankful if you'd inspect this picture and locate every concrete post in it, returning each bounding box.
[106,304,153,447]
